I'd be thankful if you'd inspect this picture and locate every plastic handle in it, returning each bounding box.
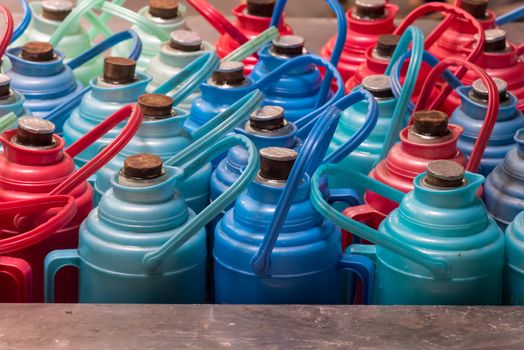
[419,0,462,49]
[167,90,264,165]
[49,104,143,196]
[496,5,524,26]
[11,0,31,44]
[310,164,450,277]
[339,253,374,305]
[395,3,485,111]
[0,195,77,254]
[414,58,499,173]
[186,0,249,45]
[375,26,424,164]
[0,256,32,302]
[223,27,279,63]
[142,134,260,270]
[251,89,379,274]
[0,4,14,59]
[0,113,17,132]
[87,0,127,40]
[44,249,80,303]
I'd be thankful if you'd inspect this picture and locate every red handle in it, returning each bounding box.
[518,43,524,56]
[341,204,386,250]
[0,4,14,59]
[0,195,77,254]
[186,0,249,45]
[50,104,143,196]
[413,58,499,173]
[0,256,32,302]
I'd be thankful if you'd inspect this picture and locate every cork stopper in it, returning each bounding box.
[461,0,488,19]
[259,147,297,181]
[138,94,174,119]
[42,0,73,21]
[362,75,394,99]
[149,0,179,19]
[375,34,401,59]
[471,78,509,103]
[250,106,286,131]
[0,74,11,98]
[169,30,202,52]
[247,0,276,17]
[16,117,55,147]
[103,57,136,84]
[484,29,507,52]
[271,35,305,57]
[354,0,386,19]
[21,42,55,62]
[423,160,466,189]
[121,154,164,180]
[211,61,246,86]
[412,110,449,137]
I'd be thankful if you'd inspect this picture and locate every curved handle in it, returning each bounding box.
[310,163,450,277]
[142,134,259,270]
[49,104,143,196]
[0,195,77,254]
[223,27,279,63]
[0,113,17,132]
[11,0,31,44]
[0,4,14,59]
[414,58,499,173]
[341,204,386,249]
[186,0,249,45]
[251,89,379,274]
[0,256,32,302]
[375,26,425,164]
[339,253,374,305]
[167,90,264,165]
[87,0,127,40]
[44,249,80,303]
[495,5,524,26]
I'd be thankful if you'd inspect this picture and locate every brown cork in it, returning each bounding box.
[0,74,11,98]
[169,30,203,52]
[250,106,285,131]
[354,0,386,19]
[271,35,305,57]
[42,0,73,21]
[471,78,509,103]
[461,0,488,19]
[246,0,276,18]
[484,29,507,52]
[212,61,246,86]
[103,57,136,84]
[16,117,55,147]
[21,42,54,62]
[376,34,401,58]
[149,0,179,19]
[138,94,174,119]
[362,74,393,98]
[122,154,164,180]
[412,110,449,137]
[424,160,466,189]
[259,147,297,181]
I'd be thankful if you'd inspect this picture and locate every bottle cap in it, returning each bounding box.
[169,30,203,52]
[103,57,136,84]
[138,94,174,119]
[362,74,394,98]
[42,0,73,21]
[412,110,449,137]
[250,106,285,131]
[354,0,386,19]
[471,78,509,102]
[461,0,488,19]
[375,34,401,59]
[247,0,276,17]
[259,147,297,181]
[16,116,55,147]
[149,0,179,19]
[121,154,164,180]
[0,74,11,98]
[271,35,305,57]
[21,42,55,62]
[424,160,466,189]
[484,28,507,52]
[211,61,246,86]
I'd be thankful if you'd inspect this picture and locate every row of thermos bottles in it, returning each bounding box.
[0,0,523,305]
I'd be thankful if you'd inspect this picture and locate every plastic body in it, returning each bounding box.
[484,130,524,229]
[451,88,524,177]
[6,47,83,132]
[321,4,398,81]
[311,164,505,305]
[112,4,188,72]
[504,211,524,305]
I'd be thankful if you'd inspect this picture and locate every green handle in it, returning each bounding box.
[310,163,450,277]
[223,27,279,63]
[0,113,17,132]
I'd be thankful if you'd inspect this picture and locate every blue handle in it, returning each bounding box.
[44,30,142,124]
[11,0,31,43]
[339,253,374,305]
[251,89,379,274]
[496,5,524,26]
[390,50,462,115]
[44,249,81,303]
